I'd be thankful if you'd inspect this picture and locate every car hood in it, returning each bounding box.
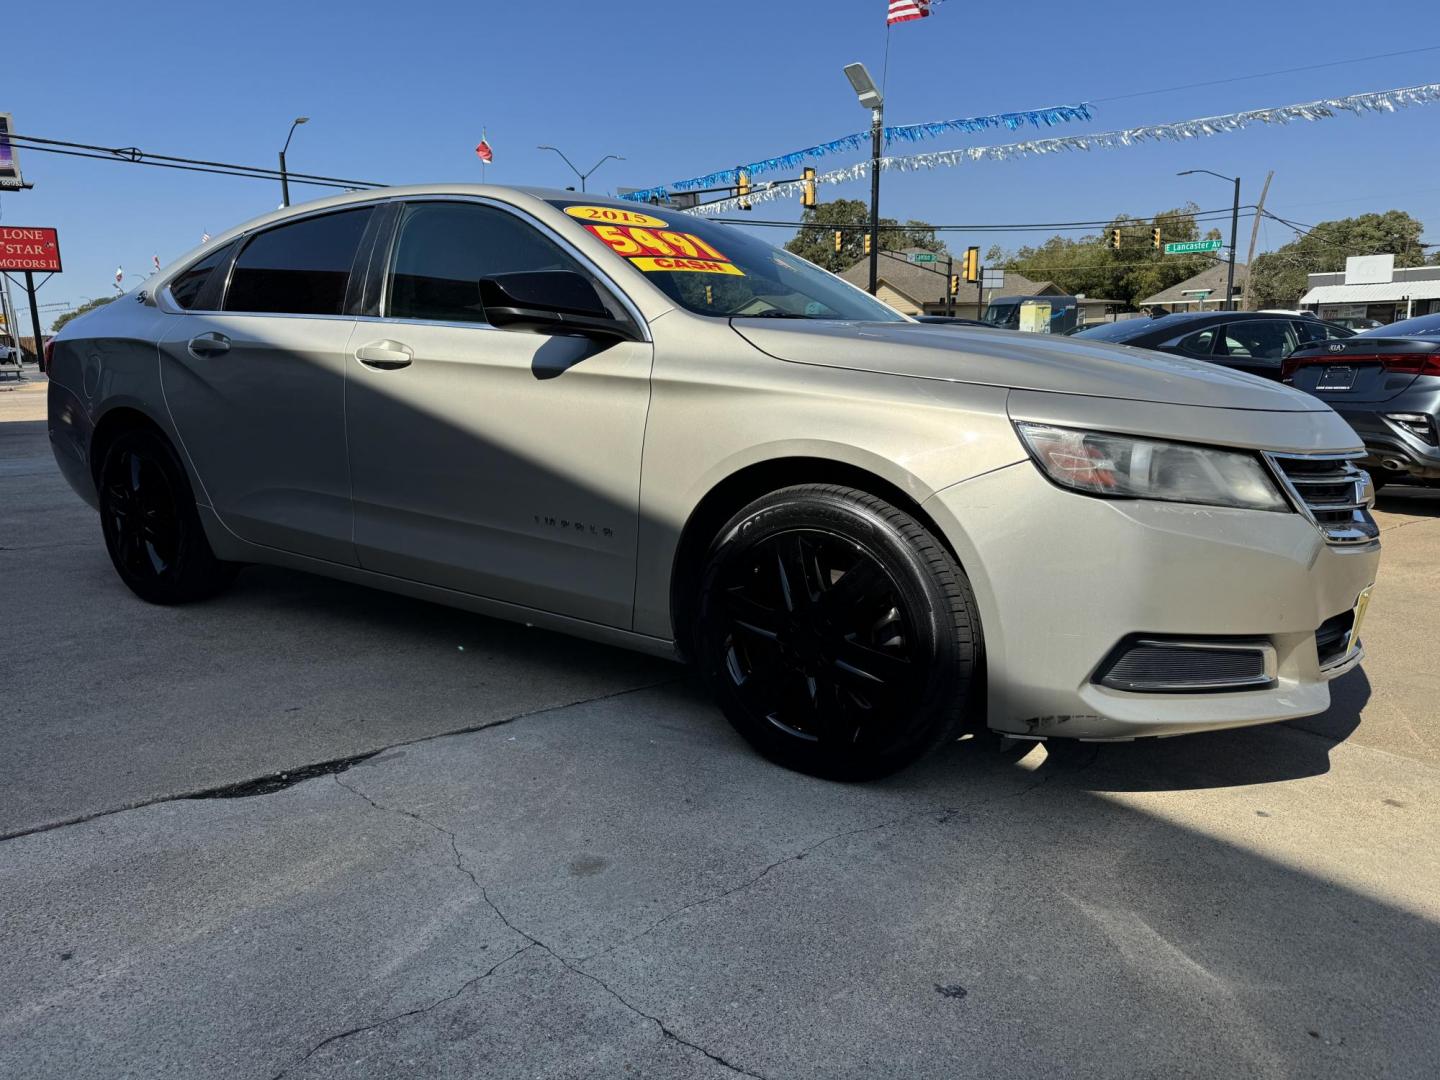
[731,320,1325,412]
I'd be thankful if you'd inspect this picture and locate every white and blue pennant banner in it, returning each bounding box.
[618,103,1093,204]
[680,82,1440,216]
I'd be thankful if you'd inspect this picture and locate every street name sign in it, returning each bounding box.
[1164,239,1223,255]
[0,227,61,272]
[911,253,938,263]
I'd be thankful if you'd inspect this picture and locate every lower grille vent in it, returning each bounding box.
[1096,637,1276,693]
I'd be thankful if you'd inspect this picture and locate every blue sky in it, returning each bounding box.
[4,0,1439,328]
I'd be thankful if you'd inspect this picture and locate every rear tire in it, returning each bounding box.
[695,484,980,781]
[98,428,237,605]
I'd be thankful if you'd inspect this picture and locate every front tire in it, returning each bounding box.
[98,428,236,605]
[695,485,980,780]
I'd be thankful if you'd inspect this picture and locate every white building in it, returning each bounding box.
[1300,254,1440,325]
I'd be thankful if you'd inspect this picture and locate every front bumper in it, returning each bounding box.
[923,461,1381,741]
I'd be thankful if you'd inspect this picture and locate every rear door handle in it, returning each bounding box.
[187,333,230,357]
[355,341,413,370]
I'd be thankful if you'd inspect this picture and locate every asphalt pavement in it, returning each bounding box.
[3,377,1438,1078]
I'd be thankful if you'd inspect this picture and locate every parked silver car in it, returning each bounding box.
[48,186,1380,778]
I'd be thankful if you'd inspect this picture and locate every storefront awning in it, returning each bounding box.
[1300,280,1440,305]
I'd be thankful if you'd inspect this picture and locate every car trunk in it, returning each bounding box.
[1285,336,1439,404]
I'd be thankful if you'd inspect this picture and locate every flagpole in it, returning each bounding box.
[482,128,487,183]
[881,24,892,97]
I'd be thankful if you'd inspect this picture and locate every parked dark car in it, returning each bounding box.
[1073,311,1353,380]
[1283,311,1440,486]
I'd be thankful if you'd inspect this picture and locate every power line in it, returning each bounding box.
[8,131,382,191]
[713,207,1249,234]
[1090,44,1440,104]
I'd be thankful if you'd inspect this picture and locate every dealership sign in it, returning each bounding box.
[0,227,62,272]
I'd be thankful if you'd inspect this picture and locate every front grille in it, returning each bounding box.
[1266,453,1379,546]
[1315,609,1355,668]
[1095,637,1275,693]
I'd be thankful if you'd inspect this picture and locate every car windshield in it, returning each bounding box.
[548,199,905,321]
[1358,312,1440,338]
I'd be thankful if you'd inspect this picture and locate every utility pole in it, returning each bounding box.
[1226,175,1241,311]
[1241,170,1274,311]
[867,106,882,295]
[946,252,954,317]
[278,117,309,208]
[1179,169,1242,310]
[843,63,885,295]
[23,271,42,369]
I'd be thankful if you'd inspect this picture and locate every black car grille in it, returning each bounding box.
[1095,637,1274,693]
[1266,454,1379,545]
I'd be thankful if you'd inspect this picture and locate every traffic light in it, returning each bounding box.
[1151,227,1162,250]
[801,167,817,208]
[963,246,980,284]
[863,233,872,255]
[1110,228,1122,250]
[949,274,960,296]
[736,168,751,211]
[834,230,843,252]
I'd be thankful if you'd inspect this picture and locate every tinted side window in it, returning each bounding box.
[1176,327,1216,355]
[1216,320,1297,362]
[169,242,234,310]
[386,202,588,324]
[225,208,372,316]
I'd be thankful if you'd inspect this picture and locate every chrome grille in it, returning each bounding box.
[1265,453,1379,546]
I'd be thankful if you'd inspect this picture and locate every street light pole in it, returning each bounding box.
[279,117,309,208]
[537,147,625,193]
[1179,169,1241,311]
[843,63,885,296]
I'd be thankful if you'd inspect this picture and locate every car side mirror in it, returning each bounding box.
[477,271,636,341]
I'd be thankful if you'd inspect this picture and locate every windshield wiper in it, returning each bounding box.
[739,311,818,319]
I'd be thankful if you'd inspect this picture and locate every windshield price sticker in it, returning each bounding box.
[564,205,670,228]
[585,224,746,276]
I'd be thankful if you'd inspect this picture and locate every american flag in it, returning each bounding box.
[887,0,930,25]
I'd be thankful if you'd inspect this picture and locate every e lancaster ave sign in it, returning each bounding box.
[1164,238,1223,255]
[0,227,62,272]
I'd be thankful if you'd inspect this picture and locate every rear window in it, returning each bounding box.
[1073,317,1165,341]
[1360,313,1440,338]
[224,208,372,316]
[169,242,234,310]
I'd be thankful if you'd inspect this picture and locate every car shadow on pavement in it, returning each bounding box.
[1376,486,1440,517]
[898,668,1370,797]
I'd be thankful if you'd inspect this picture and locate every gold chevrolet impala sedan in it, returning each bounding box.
[48,186,1380,779]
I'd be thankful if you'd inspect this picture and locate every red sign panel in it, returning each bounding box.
[0,227,61,272]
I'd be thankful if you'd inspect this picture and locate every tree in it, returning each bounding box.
[987,203,1219,309]
[51,297,114,334]
[1247,211,1428,308]
[785,199,944,272]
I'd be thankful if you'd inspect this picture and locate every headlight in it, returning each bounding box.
[1015,423,1289,512]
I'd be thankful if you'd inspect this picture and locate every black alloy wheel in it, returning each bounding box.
[98,428,236,604]
[697,484,980,780]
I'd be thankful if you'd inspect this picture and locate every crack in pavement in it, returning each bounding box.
[0,679,684,844]
[270,942,536,1080]
[330,772,772,1080]
[578,762,1060,965]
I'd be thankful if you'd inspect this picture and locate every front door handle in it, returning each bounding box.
[187,333,230,357]
[355,341,414,370]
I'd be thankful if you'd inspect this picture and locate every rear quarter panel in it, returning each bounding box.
[47,295,174,508]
